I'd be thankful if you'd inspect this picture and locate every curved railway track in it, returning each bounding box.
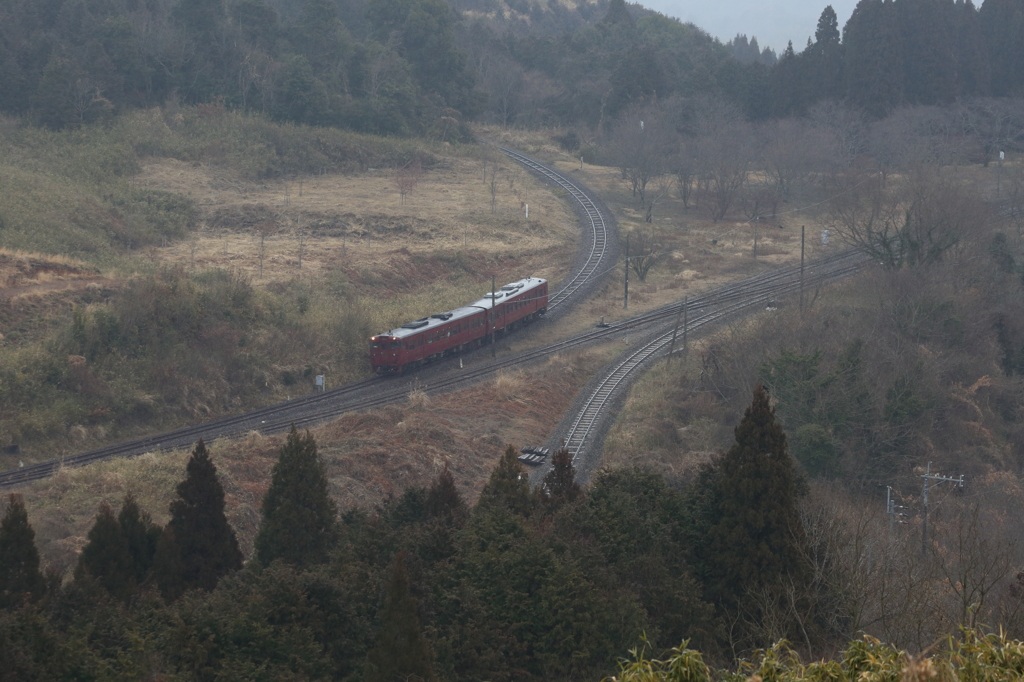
[498,147,615,312]
[553,249,870,476]
[0,147,617,489]
[0,247,870,488]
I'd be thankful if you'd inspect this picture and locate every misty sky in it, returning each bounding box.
[639,0,860,54]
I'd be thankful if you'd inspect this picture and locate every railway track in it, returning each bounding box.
[552,249,870,476]
[497,147,615,313]
[0,247,869,488]
[0,148,617,489]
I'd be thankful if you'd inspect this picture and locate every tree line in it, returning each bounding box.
[0,391,844,679]
[4,0,1023,134]
[0,0,482,136]
[771,0,1024,118]
[6,387,1024,677]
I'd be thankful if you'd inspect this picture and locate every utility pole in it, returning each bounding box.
[800,225,805,311]
[998,150,1004,197]
[491,275,497,358]
[667,297,684,361]
[683,295,687,354]
[753,216,759,259]
[886,485,909,534]
[623,233,630,310]
[921,462,964,554]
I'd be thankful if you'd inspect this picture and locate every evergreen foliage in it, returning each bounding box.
[425,464,468,524]
[255,426,339,568]
[542,447,582,511]
[365,551,435,682]
[475,444,536,517]
[75,502,136,604]
[706,385,811,629]
[158,439,242,601]
[118,493,161,588]
[0,494,45,609]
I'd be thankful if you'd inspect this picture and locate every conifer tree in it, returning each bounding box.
[255,426,338,568]
[475,444,535,517]
[151,527,187,603]
[118,493,161,587]
[0,494,45,609]
[425,464,467,524]
[542,447,582,511]
[707,385,810,610]
[157,439,242,601]
[364,551,435,682]
[75,502,135,604]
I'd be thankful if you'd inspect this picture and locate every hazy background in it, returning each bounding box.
[640,0,860,53]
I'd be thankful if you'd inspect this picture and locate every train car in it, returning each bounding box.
[370,277,547,374]
[468,276,548,338]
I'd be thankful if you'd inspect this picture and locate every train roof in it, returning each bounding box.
[377,305,481,340]
[374,277,546,340]
[467,277,546,310]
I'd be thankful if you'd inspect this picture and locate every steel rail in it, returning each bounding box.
[558,254,869,463]
[0,250,868,488]
[497,147,611,310]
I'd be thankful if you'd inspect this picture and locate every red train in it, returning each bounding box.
[370,277,548,373]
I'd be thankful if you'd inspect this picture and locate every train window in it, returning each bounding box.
[391,341,401,349]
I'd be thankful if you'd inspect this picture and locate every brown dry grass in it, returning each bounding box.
[139,155,576,291]
[0,250,101,291]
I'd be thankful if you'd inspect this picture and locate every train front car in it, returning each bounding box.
[369,334,405,373]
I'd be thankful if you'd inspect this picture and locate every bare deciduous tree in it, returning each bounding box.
[693,122,751,223]
[825,170,988,269]
[487,162,502,213]
[256,220,278,279]
[608,105,675,208]
[628,227,664,281]
[485,56,524,127]
[394,159,423,204]
[759,118,835,199]
[809,99,867,166]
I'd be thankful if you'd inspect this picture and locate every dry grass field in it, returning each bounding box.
[139,154,576,294]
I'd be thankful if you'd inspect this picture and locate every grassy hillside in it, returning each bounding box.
[0,110,579,463]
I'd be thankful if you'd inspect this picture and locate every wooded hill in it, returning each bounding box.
[4,0,1024,132]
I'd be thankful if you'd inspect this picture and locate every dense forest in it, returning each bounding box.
[3,0,1024,132]
[11,391,1021,681]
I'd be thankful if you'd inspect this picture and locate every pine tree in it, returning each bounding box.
[425,464,467,523]
[75,502,135,604]
[542,447,582,511]
[476,444,535,517]
[255,426,338,568]
[364,551,435,682]
[844,0,904,116]
[157,439,242,601]
[0,494,45,609]
[151,527,186,603]
[118,493,161,587]
[707,385,810,610]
